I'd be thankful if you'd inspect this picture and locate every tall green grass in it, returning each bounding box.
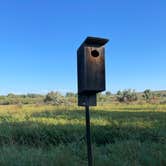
[0,104,166,165]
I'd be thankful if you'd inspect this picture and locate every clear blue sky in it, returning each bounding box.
[0,0,165,94]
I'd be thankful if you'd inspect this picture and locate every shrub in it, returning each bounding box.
[44,91,67,105]
[143,89,154,103]
[116,89,138,103]
[105,91,111,96]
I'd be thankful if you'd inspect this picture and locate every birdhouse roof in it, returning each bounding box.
[83,36,109,46]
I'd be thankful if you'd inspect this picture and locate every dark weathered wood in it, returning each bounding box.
[78,93,96,106]
[77,37,108,106]
[77,36,109,165]
[85,96,93,166]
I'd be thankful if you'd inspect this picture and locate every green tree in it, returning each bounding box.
[66,92,76,97]
[143,89,153,102]
[105,91,111,96]
[7,93,16,98]
[116,89,138,103]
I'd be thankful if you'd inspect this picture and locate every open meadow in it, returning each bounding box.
[0,104,165,166]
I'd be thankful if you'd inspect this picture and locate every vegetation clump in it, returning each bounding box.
[44,91,68,105]
[116,89,138,103]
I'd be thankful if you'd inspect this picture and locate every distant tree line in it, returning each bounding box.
[0,93,44,105]
[0,89,166,105]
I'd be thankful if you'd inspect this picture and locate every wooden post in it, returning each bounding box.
[85,95,93,166]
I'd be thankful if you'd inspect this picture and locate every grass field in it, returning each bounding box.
[0,104,166,166]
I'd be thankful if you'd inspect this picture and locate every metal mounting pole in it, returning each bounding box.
[85,95,93,166]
